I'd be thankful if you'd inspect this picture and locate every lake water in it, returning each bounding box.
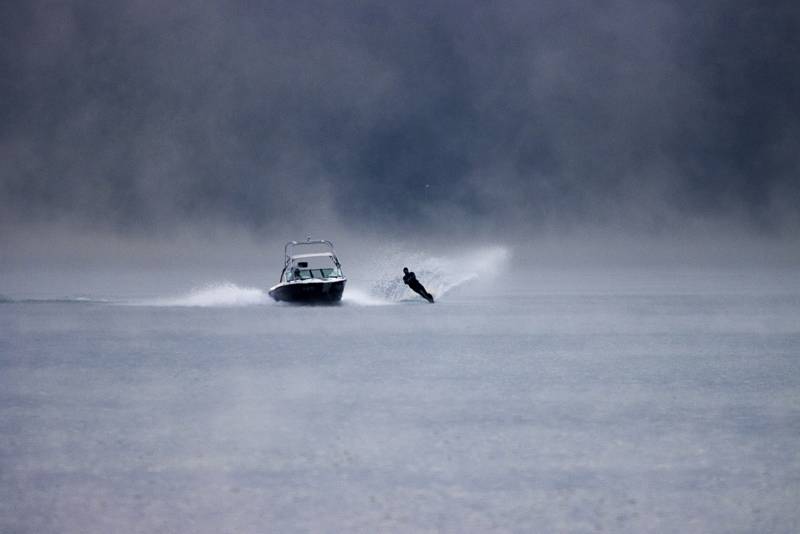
[1,281,799,532]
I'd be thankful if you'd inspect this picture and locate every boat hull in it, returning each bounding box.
[268,279,346,303]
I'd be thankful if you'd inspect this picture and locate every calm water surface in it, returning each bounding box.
[1,293,799,533]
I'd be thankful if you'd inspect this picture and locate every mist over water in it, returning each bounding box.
[2,1,799,238]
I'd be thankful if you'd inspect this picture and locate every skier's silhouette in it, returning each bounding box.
[402,267,434,303]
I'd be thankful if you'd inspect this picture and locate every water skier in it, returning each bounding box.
[402,267,434,303]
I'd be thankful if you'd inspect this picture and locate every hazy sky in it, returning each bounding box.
[1,0,798,240]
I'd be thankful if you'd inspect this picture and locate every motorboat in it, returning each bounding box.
[268,239,346,303]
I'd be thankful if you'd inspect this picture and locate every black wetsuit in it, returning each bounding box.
[403,270,434,302]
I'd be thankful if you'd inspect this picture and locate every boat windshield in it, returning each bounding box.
[287,267,341,281]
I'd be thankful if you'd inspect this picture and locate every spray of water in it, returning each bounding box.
[344,246,510,305]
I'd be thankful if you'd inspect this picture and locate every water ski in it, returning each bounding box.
[409,286,434,303]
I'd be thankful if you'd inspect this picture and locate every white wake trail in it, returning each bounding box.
[138,282,270,307]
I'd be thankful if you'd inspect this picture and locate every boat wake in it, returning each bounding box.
[0,295,112,304]
[341,287,394,306]
[137,282,270,307]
